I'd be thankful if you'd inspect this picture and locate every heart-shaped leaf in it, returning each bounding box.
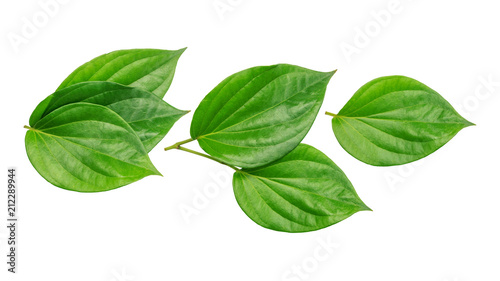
[25,103,161,192]
[330,76,474,166]
[233,144,370,232]
[30,81,188,152]
[191,64,335,168]
[57,48,186,98]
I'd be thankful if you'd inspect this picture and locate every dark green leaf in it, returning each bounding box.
[30,81,188,152]
[191,64,335,168]
[331,76,474,166]
[25,103,161,192]
[57,48,186,98]
[233,144,370,233]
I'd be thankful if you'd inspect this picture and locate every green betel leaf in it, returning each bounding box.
[30,81,188,152]
[57,48,186,98]
[190,64,335,168]
[233,144,370,233]
[330,76,474,166]
[25,103,161,192]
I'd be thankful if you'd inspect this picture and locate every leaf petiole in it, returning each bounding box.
[325,111,338,117]
[176,146,240,171]
[164,138,195,151]
[24,125,41,133]
[165,138,240,170]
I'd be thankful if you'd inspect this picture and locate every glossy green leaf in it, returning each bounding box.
[330,76,474,166]
[30,81,188,152]
[57,48,186,98]
[233,144,370,233]
[25,103,161,192]
[191,64,335,168]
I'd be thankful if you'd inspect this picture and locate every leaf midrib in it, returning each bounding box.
[196,65,279,134]
[341,88,427,116]
[30,125,154,173]
[247,172,366,212]
[89,50,161,81]
[199,76,324,139]
[50,135,140,179]
[35,132,99,188]
[241,173,313,227]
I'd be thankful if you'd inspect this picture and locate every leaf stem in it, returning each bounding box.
[24,125,41,132]
[325,111,338,117]
[164,138,195,151]
[164,138,240,170]
[177,146,240,171]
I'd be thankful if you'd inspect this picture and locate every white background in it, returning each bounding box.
[1,0,499,280]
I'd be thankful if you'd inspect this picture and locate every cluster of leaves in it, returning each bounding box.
[25,48,473,233]
[25,49,187,191]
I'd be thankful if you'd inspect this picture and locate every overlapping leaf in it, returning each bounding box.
[191,64,335,168]
[30,81,188,152]
[57,48,185,98]
[25,103,161,192]
[330,76,473,166]
[233,144,370,232]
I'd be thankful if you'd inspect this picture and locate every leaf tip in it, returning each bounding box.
[323,69,337,80]
[466,120,476,127]
[149,165,163,177]
[356,199,372,212]
[179,109,191,117]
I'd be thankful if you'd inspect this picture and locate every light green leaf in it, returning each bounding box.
[330,76,474,166]
[25,103,161,192]
[30,81,188,152]
[57,48,186,98]
[233,144,370,233]
[191,64,335,168]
